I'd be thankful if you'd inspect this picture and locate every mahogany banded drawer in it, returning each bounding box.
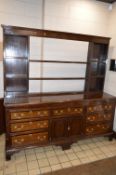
[87,104,113,113]
[53,107,83,116]
[86,113,113,123]
[85,123,112,135]
[10,110,49,120]
[11,120,48,132]
[12,132,48,146]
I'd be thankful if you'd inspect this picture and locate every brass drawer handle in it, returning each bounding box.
[14,124,24,130]
[68,126,70,131]
[86,128,94,132]
[68,108,71,112]
[21,138,24,142]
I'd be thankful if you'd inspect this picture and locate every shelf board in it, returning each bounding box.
[29,77,86,80]
[6,74,28,79]
[91,75,104,78]
[5,56,27,60]
[29,59,88,64]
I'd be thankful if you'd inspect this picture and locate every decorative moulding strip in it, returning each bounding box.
[1,25,110,44]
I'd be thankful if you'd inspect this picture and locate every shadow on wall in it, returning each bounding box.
[0,42,3,60]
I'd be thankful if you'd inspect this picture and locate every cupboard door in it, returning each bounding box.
[69,117,82,137]
[51,118,68,141]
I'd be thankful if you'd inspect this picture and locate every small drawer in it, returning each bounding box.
[53,108,67,116]
[12,132,48,146]
[85,123,112,135]
[10,110,49,120]
[70,107,83,115]
[53,107,83,116]
[11,120,49,132]
[87,104,113,113]
[86,113,113,123]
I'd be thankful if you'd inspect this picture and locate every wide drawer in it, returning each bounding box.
[53,107,83,116]
[10,110,49,120]
[87,104,113,113]
[11,120,48,132]
[85,123,112,135]
[12,132,48,146]
[86,113,113,123]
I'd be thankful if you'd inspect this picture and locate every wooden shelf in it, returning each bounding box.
[6,74,27,79]
[5,56,27,60]
[29,60,88,64]
[29,77,86,80]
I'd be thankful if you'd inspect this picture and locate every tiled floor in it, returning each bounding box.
[0,134,116,175]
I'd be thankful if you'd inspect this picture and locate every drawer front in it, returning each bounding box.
[53,107,83,116]
[85,123,112,135]
[87,104,113,113]
[11,110,49,120]
[12,132,48,146]
[11,120,48,132]
[86,113,113,123]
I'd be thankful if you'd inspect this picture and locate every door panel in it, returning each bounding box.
[51,118,68,141]
[69,117,82,137]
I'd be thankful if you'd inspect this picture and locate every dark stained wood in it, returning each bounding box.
[2,25,116,161]
[0,98,5,134]
[85,42,108,93]
[2,25,110,44]
[29,77,86,80]
[3,35,29,93]
[97,0,115,3]
[29,60,88,64]
[51,118,68,141]
[4,92,116,160]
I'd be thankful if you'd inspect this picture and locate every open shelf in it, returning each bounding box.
[29,59,88,64]
[29,77,86,80]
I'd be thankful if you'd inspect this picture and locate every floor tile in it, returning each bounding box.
[27,160,39,170]
[80,157,91,164]
[72,146,82,153]
[16,162,28,172]
[26,154,36,161]
[36,152,46,160]
[48,156,59,165]
[76,151,87,159]
[0,171,3,175]
[71,159,81,166]
[4,164,16,174]
[40,166,51,174]
[38,158,49,168]
[51,164,62,171]
[54,149,64,156]
[45,150,56,158]
[17,171,29,175]
[66,152,77,161]
[34,147,44,153]
[28,169,40,175]
[61,161,72,168]
[58,154,69,163]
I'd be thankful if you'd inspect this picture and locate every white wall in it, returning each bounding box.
[104,2,116,131]
[104,2,116,95]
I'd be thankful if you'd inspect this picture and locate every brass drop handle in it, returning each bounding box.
[68,126,70,131]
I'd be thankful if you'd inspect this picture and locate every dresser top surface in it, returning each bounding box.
[4,92,116,108]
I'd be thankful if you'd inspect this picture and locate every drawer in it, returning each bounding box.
[11,120,48,132]
[10,110,49,120]
[12,132,48,146]
[85,123,112,135]
[53,107,83,116]
[87,104,113,113]
[86,113,113,123]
